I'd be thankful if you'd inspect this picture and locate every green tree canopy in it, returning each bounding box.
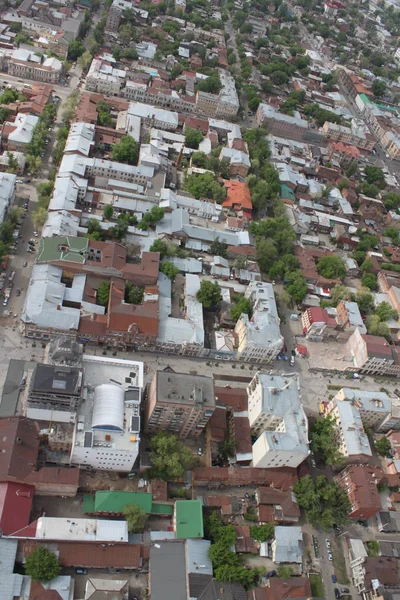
[196,280,222,309]
[372,78,387,98]
[209,238,228,258]
[25,546,61,582]
[185,127,204,149]
[103,204,113,220]
[149,431,196,480]
[277,566,294,578]
[125,283,144,304]
[185,172,226,203]
[362,272,378,291]
[150,239,168,258]
[375,301,398,321]
[122,504,147,532]
[67,40,85,60]
[356,289,375,314]
[294,475,350,530]
[316,256,346,280]
[310,415,344,466]
[160,261,179,280]
[330,284,355,306]
[250,523,274,542]
[231,296,252,322]
[375,436,391,457]
[286,271,307,303]
[97,281,110,307]
[112,136,138,165]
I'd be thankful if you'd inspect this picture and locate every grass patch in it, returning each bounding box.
[309,574,324,598]
[332,546,349,584]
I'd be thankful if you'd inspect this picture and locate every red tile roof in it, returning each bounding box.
[21,540,142,569]
[362,334,393,358]
[253,577,312,600]
[0,482,34,535]
[214,386,248,411]
[257,487,300,519]
[208,406,227,442]
[193,467,297,490]
[223,181,252,212]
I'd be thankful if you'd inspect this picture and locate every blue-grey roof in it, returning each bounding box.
[274,526,303,563]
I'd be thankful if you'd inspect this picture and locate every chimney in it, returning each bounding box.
[16,437,22,445]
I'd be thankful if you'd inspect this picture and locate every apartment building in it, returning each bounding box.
[145,371,215,439]
[347,328,400,377]
[336,465,383,520]
[2,113,39,152]
[0,172,16,223]
[196,70,239,118]
[248,373,309,469]
[86,58,126,95]
[105,0,148,32]
[127,102,179,130]
[322,121,375,152]
[301,306,338,340]
[333,388,391,430]
[123,82,196,113]
[256,103,309,140]
[8,49,62,84]
[326,400,372,463]
[235,282,283,363]
[336,300,367,338]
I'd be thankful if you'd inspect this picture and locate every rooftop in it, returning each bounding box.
[154,371,215,409]
[333,400,372,457]
[273,526,303,563]
[83,490,152,514]
[175,500,204,539]
[150,541,187,600]
[14,516,128,542]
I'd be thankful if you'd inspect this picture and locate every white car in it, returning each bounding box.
[328,551,333,561]
[326,539,331,550]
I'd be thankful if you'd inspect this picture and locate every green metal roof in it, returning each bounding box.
[358,93,372,105]
[36,236,88,264]
[151,503,174,515]
[280,184,295,201]
[92,491,153,513]
[83,494,95,514]
[175,500,204,539]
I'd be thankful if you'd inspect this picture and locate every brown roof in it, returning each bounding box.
[227,245,257,257]
[214,386,248,411]
[30,581,62,600]
[335,465,382,517]
[235,525,258,554]
[25,467,80,487]
[258,505,275,522]
[232,415,252,456]
[122,252,160,285]
[252,577,312,600]
[362,334,393,358]
[364,557,400,589]
[108,279,159,336]
[21,540,142,568]
[150,479,168,502]
[0,417,39,483]
[208,406,227,442]
[257,487,300,519]
[193,467,297,490]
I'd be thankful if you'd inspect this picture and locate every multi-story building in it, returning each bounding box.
[322,121,375,152]
[0,172,16,223]
[248,373,309,469]
[196,70,239,118]
[336,301,367,338]
[27,364,83,423]
[8,49,62,83]
[127,102,179,131]
[86,58,126,95]
[346,328,400,377]
[70,355,143,472]
[2,113,39,152]
[235,282,283,363]
[333,388,391,430]
[335,465,383,520]
[105,0,148,32]
[145,371,215,439]
[256,103,310,140]
[271,527,303,564]
[301,306,338,340]
[326,400,372,463]
[123,82,196,114]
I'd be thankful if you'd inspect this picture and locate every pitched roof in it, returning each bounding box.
[214,385,248,411]
[0,482,33,535]
[257,487,300,519]
[193,467,297,490]
[253,577,312,600]
[86,490,153,514]
[223,180,252,211]
[175,500,204,539]
[0,417,39,483]
[198,579,247,600]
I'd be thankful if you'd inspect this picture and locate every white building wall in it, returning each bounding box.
[70,443,138,471]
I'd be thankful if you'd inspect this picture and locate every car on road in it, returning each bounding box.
[16,289,21,297]
[23,261,27,267]
[334,589,340,599]
[16,179,23,184]
[289,356,295,366]
[328,551,333,561]
[75,568,87,575]
[266,570,276,578]
[24,179,31,183]
[198,448,202,456]
[331,575,337,583]
[33,231,39,237]
[326,539,331,550]
[341,588,350,594]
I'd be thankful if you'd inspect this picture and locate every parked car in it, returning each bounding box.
[326,539,331,550]
[328,551,333,561]
[341,588,350,594]
[16,289,21,297]
[75,568,87,575]
[266,570,276,578]
[331,575,337,583]
[23,261,27,267]
[334,589,340,599]
[289,356,295,367]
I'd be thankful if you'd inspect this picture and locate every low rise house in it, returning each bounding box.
[301,306,338,340]
[2,113,39,151]
[271,526,303,564]
[336,301,367,338]
[255,487,300,524]
[174,500,204,539]
[248,373,309,469]
[249,577,312,600]
[8,48,63,83]
[336,465,383,520]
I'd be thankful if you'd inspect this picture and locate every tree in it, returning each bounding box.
[231,296,252,322]
[26,154,42,175]
[32,206,48,230]
[103,205,113,220]
[25,546,61,582]
[96,100,112,127]
[356,289,375,315]
[367,540,380,557]
[197,73,221,94]
[277,566,294,578]
[286,271,307,303]
[185,172,226,203]
[196,280,222,309]
[383,192,400,211]
[316,256,346,280]
[362,273,378,291]
[256,239,278,273]
[149,431,196,480]
[372,78,387,98]
[330,285,354,306]
[0,107,9,125]
[294,475,350,530]
[365,166,386,187]
[385,227,399,243]
[218,437,236,459]
[210,239,228,258]
[67,40,85,60]
[375,301,398,321]
[125,283,144,304]
[112,136,138,165]
[185,127,204,150]
[352,250,367,267]
[97,281,110,307]
[6,152,19,174]
[160,261,179,280]
[310,416,344,466]
[375,436,391,457]
[150,239,168,258]
[250,523,274,542]
[78,50,92,71]
[122,504,147,532]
